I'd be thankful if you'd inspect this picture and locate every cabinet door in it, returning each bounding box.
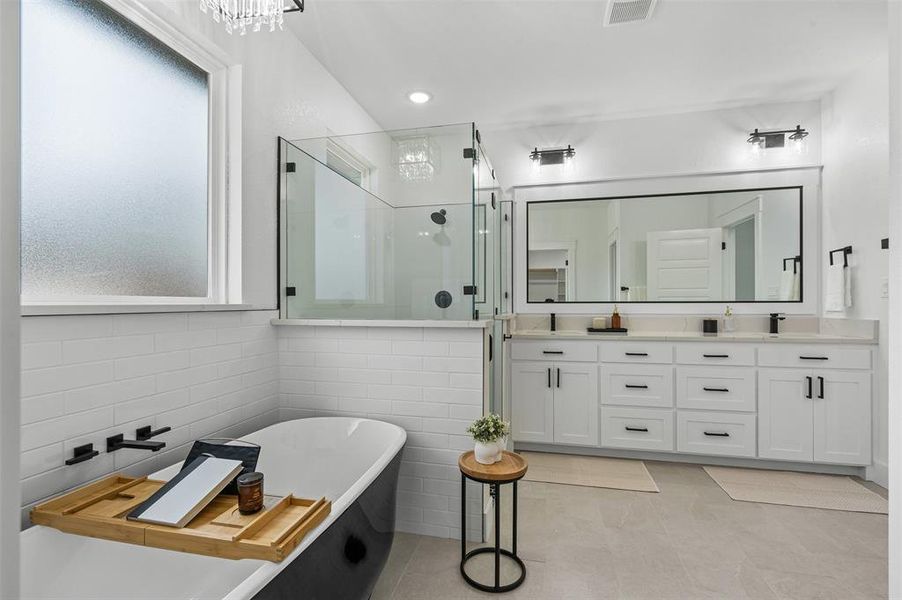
[511,362,554,443]
[758,369,813,462]
[552,363,599,446]
[813,371,871,465]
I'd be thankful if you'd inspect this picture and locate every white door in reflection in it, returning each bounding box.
[646,228,723,301]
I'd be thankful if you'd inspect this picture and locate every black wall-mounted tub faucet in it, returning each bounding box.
[106,433,165,452]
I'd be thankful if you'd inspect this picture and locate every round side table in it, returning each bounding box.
[458,450,528,593]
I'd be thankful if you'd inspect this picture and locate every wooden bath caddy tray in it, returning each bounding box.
[30,474,331,562]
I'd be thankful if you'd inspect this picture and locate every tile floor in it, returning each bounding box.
[373,461,887,600]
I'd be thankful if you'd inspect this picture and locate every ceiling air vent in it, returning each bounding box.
[604,0,657,26]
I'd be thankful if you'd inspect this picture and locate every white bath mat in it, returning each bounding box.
[703,466,887,514]
[520,452,659,493]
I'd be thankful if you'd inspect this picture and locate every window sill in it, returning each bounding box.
[21,303,267,317]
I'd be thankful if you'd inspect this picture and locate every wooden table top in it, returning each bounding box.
[458,451,528,482]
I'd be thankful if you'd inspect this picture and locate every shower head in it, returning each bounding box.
[430,209,447,225]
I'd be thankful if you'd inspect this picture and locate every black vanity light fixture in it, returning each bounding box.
[529,145,576,166]
[747,125,808,154]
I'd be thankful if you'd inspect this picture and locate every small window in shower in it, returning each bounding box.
[326,140,371,188]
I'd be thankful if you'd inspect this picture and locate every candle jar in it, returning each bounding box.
[237,472,264,515]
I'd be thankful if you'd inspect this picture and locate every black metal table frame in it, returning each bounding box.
[459,471,526,593]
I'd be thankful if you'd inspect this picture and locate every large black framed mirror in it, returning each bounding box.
[526,186,803,303]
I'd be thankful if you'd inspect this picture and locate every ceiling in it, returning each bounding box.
[287,0,887,131]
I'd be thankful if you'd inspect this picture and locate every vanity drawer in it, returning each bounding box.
[675,344,756,366]
[601,365,674,408]
[757,345,871,370]
[676,411,756,458]
[601,407,674,451]
[600,342,673,364]
[676,366,756,412]
[510,341,597,363]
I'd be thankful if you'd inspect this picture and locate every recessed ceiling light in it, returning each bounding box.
[408,91,432,104]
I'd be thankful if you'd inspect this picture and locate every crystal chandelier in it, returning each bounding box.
[394,136,441,183]
[199,0,304,35]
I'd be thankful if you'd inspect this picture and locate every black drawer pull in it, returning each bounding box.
[543,350,564,355]
[799,356,829,361]
[703,387,729,393]
[703,354,730,358]
[625,352,648,357]
[805,376,813,399]
[703,431,730,437]
[547,368,552,388]
[625,384,649,389]
[625,426,649,433]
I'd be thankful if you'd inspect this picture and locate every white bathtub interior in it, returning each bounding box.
[20,418,406,600]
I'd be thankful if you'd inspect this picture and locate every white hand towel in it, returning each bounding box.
[844,266,853,308]
[825,263,846,312]
[778,270,794,301]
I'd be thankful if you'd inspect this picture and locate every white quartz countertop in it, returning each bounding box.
[510,330,877,344]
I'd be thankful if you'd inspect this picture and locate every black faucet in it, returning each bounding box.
[769,313,786,334]
[106,433,166,453]
[550,313,556,332]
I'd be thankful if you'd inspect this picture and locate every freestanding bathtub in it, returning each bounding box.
[20,417,407,600]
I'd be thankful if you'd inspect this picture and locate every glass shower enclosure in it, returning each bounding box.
[278,123,499,323]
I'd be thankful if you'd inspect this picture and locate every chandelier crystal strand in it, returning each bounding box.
[200,0,288,34]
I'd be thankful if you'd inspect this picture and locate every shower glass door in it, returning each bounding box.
[279,123,477,321]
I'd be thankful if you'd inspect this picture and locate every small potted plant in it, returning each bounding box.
[467,414,509,465]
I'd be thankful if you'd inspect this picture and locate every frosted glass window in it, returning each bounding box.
[21,0,210,299]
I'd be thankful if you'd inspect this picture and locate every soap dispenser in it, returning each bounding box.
[723,306,735,332]
[611,305,622,330]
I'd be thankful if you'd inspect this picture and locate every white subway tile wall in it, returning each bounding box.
[278,326,487,540]
[19,311,280,522]
[19,318,488,541]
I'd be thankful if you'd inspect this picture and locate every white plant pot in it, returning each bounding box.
[474,440,502,465]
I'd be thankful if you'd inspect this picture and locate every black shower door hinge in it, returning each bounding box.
[473,309,480,320]
[286,162,296,173]
[285,286,297,297]
[463,285,478,296]
[722,242,726,250]
[463,148,476,159]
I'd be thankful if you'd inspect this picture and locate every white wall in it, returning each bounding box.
[483,101,823,190]
[278,325,485,540]
[887,2,902,595]
[821,53,890,485]
[19,311,278,520]
[0,0,21,595]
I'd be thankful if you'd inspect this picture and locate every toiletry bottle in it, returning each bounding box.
[611,305,621,330]
[723,306,735,332]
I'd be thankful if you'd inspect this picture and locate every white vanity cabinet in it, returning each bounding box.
[759,363,871,465]
[510,354,599,447]
[510,336,874,469]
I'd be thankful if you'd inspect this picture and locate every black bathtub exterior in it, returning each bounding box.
[254,452,403,600]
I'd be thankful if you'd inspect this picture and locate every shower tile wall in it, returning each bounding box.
[19,310,280,521]
[278,325,485,540]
